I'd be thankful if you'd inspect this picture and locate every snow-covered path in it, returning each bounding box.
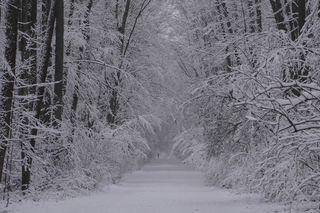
[9,158,282,213]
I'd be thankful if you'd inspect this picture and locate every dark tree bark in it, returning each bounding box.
[221,0,241,66]
[0,0,19,183]
[119,0,131,53]
[108,0,132,125]
[270,0,307,41]
[40,0,53,123]
[270,0,287,32]
[216,0,240,71]
[66,0,75,56]
[270,0,308,96]
[35,0,58,125]
[255,0,262,32]
[107,0,152,125]
[53,0,64,123]
[123,0,153,56]
[33,0,56,138]
[291,0,306,41]
[216,0,232,71]
[115,0,119,28]
[19,0,38,191]
[25,0,56,188]
[18,0,37,100]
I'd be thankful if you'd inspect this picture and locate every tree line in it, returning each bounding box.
[0,0,169,201]
[173,0,320,211]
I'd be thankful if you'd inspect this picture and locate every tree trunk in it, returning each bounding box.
[318,1,320,18]
[119,0,131,53]
[40,0,53,124]
[216,0,240,71]
[0,0,19,183]
[255,0,262,32]
[66,0,75,56]
[115,0,119,28]
[33,0,56,140]
[291,0,306,41]
[216,0,232,71]
[269,0,287,31]
[107,0,131,125]
[270,0,308,96]
[19,0,38,191]
[26,0,56,187]
[53,0,64,123]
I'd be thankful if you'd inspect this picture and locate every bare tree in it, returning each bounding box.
[26,0,56,188]
[19,0,38,191]
[0,0,20,183]
[108,0,153,125]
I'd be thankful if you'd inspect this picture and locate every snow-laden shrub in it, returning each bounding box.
[172,128,208,170]
[169,1,320,212]
[20,115,155,200]
[107,123,152,176]
[253,133,320,203]
[68,118,152,185]
[206,154,255,190]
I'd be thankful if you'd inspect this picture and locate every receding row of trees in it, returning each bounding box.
[0,0,65,191]
[0,0,177,201]
[173,0,320,211]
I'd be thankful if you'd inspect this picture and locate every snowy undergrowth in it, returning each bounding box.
[0,116,157,205]
[172,128,208,170]
[172,8,320,210]
[173,125,320,213]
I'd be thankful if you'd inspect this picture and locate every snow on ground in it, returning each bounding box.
[5,158,284,213]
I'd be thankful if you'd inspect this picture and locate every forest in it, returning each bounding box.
[0,0,320,212]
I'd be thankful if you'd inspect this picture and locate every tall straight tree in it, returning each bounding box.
[216,0,240,71]
[0,0,20,183]
[269,0,287,31]
[290,0,306,41]
[107,0,153,125]
[119,0,131,54]
[19,0,38,191]
[53,0,64,123]
[107,0,132,125]
[269,0,307,41]
[26,0,56,188]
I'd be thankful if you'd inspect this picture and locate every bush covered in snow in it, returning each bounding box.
[172,0,320,212]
